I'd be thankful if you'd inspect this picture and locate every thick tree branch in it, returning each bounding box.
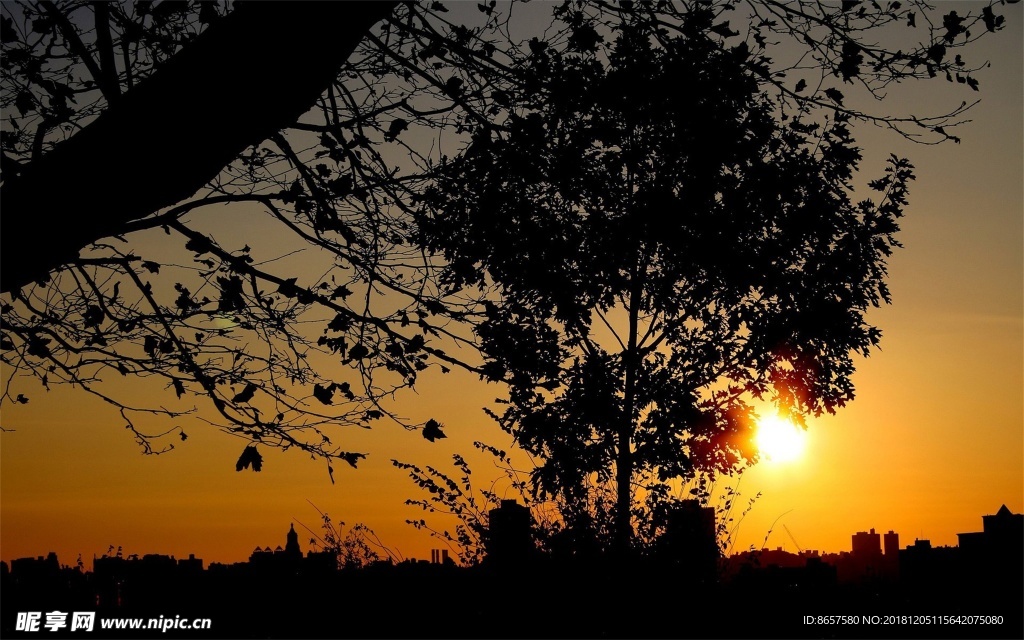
[1,1,399,294]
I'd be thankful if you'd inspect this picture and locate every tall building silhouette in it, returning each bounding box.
[957,504,1024,587]
[249,523,303,570]
[486,500,533,566]
[285,523,302,559]
[846,528,886,582]
[958,505,1023,554]
[430,549,451,564]
[881,530,900,578]
[883,530,899,557]
[851,528,881,556]
[657,500,719,581]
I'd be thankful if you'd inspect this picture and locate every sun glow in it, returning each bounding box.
[755,414,806,463]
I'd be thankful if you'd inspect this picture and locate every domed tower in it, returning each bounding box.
[285,523,301,559]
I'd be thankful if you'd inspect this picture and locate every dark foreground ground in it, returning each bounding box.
[3,561,1021,639]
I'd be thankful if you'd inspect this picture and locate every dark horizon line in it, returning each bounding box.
[5,502,1018,568]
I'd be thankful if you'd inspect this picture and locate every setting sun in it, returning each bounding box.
[755,414,807,463]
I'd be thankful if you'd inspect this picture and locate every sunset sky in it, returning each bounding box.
[1,2,1021,567]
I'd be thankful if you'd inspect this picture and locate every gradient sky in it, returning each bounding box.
[2,2,1021,566]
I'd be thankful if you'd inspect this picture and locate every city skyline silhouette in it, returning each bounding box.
[4,501,1021,638]
[7,500,1020,570]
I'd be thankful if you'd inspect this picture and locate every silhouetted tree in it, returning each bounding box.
[0,0,1010,478]
[1,1,398,294]
[0,0,500,467]
[416,1,1003,552]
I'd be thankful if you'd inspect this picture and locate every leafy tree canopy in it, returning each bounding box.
[416,1,987,549]
[0,0,1011,497]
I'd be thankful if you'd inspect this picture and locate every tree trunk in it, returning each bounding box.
[1,1,398,294]
[614,412,634,555]
[614,270,643,555]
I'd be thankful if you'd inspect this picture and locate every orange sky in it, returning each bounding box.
[2,3,1021,567]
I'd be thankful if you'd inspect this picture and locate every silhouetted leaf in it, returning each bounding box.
[83,305,104,328]
[175,285,196,311]
[709,21,738,37]
[444,77,464,95]
[824,87,845,104]
[837,41,862,81]
[277,278,301,299]
[1,16,17,43]
[236,445,263,472]
[941,11,965,43]
[568,23,602,52]
[348,343,370,360]
[406,334,426,354]
[232,383,257,404]
[338,382,354,400]
[14,91,34,116]
[185,234,214,255]
[982,6,1005,32]
[217,276,246,312]
[328,176,352,197]
[385,118,408,141]
[197,1,219,25]
[327,313,350,332]
[313,383,334,405]
[340,452,366,468]
[422,419,447,442]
